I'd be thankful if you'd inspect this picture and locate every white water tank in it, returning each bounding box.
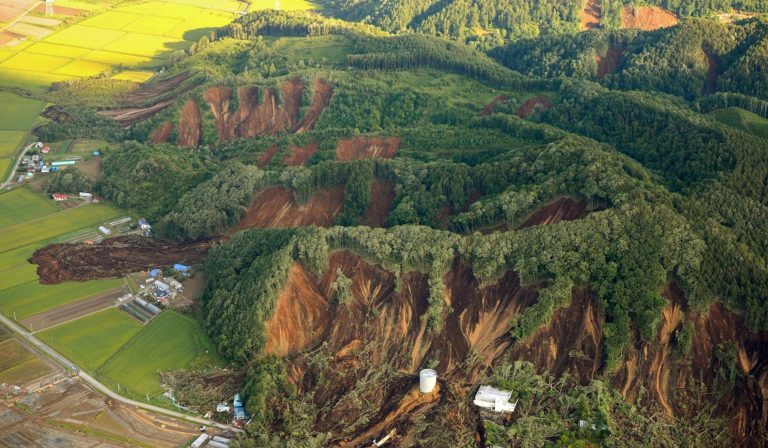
[419,369,437,394]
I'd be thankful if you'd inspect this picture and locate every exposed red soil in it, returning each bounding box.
[622,6,679,30]
[517,95,553,118]
[283,142,318,166]
[99,99,174,127]
[0,30,23,45]
[264,246,768,445]
[480,94,509,116]
[234,186,344,229]
[29,235,211,284]
[149,121,173,144]
[202,79,331,144]
[597,46,623,78]
[335,137,400,161]
[704,49,720,94]
[294,78,333,133]
[177,99,202,148]
[517,197,599,229]
[581,0,601,30]
[257,145,280,167]
[34,3,84,15]
[359,179,395,227]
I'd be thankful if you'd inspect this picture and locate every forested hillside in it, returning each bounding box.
[33,7,768,448]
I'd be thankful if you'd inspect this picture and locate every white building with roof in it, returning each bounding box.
[473,385,517,413]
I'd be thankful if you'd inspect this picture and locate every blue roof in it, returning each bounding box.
[233,394,242,407]
[150,269,161,276]
[173,264,191,272]
[234,407,246,419]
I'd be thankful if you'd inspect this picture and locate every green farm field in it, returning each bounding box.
[0,204,121,254]
[0,92,45,131]
[0,130,25,157]
[0,338,53,383]
[0,278,123,320]
[97,310,220,397]
[38,308,143,371]
[0,188,58,228]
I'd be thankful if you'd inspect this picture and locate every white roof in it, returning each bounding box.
[473,385,517,413]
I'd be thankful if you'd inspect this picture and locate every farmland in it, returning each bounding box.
[97,310,221,398]
[38,308,142,370]
[0,130,24,157]
[0,278,123,321]
[0,188,58,228]
[0,338,52,383]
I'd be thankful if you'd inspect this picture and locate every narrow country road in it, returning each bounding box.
[1,141,37,189]
[0,311,240,433]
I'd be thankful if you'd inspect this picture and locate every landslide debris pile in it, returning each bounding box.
[30,235,211,284]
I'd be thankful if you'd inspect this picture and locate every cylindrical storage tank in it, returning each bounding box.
[419,369,437,393]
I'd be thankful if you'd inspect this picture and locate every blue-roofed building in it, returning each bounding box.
[173,264,191,276]
[149,268,161,277]
[233,393,246,420]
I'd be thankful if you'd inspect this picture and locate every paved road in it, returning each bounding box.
[0,311,240,433]
[1,141,36,189]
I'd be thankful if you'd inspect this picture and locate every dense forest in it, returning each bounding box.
[48,6,768,447]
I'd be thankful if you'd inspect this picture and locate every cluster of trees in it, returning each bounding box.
[99,142,213,221]
[42,169,91,194]
[491,19,768,101]
[35,106,126,143]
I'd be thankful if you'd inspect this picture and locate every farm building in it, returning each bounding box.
[190,434,208,448]
[52,193,67,201]
[149,268,161,277]
[152,281,171,298]
[52,160,76,166]
[233,393,247,420]
[473,385,517,413]
[98,226,111,235]
[168,278,183,291]
[138,218,151,230]
[173,264,191,275]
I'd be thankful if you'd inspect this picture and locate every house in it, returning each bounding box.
[41,146,50,154]
[149,268,161,277]
[79,192,92,199]
[152,281,171,298]
[173,264,191,275]
[216,403,231,413]
[233,393,247,420]
[52,193,68,201]
[138,218,151,230]
[473,385,517,413]
[33,142,43,149]
[41,166,49,173]
[31,154,39,162]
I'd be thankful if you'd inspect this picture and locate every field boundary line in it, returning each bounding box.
[28,287,125,334]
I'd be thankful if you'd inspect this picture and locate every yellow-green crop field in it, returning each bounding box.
[0,0,242,90]
[0,338,53,383]
[249,0,318,11]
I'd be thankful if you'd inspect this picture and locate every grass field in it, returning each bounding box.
[0,278,123,321]
[0,189,58,228]
[0,130,25,157]
[269,34,352,64]
[97,310,220,397]
[39,308,142,371]
[111,70,154,82]
[0,204,121,254]
[0,92,45,131]
[711,107,768,139]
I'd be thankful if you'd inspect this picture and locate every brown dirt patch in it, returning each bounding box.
[359,180,394,227]
[622,6,678,30]
[335,136,400,161]
[517,197,599,229]
[0,30,23,45]
[258,145,280,167]
[123,72,191,106]
[294,78,332,133]
[149,121,173,144]
[480,94,509,116]
[704,49,719,94]
[581,0,601,30]
[517,95,553,118]
[75,157,102,182]
[29,235,211,284]
[21,289,124,332]
[34,3,85,15]
[597,46,623,78]
[99,99,175,127]
[177,99,202,148]
[234,186,344,229]
[283,142,318,166]
[264,263,329,356]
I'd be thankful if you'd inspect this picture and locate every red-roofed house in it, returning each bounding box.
[41,146,51,154]
[52,193,68,201]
